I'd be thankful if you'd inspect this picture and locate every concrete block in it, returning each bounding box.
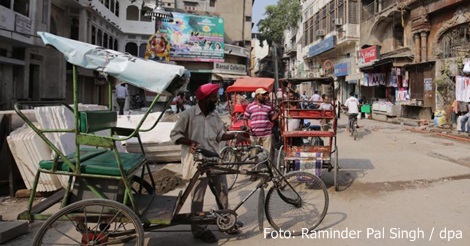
[0,221,29,244]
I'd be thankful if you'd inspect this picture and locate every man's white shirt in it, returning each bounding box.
[344,96,360,114]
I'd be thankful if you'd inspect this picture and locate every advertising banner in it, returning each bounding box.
[159,12,225,62]
[358,46,379,65]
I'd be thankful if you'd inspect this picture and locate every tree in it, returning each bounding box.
[257,0,301,46]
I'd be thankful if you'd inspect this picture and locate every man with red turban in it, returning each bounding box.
[170,83,242,243]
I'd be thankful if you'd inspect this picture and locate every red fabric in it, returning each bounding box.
[196,83,219,101]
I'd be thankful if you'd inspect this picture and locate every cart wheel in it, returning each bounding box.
[265,171,329,235]
[276,145,287,176]
[33,199,144,246]
[332,146,339,191]
[131,175,154,194]
[220,146,240,191]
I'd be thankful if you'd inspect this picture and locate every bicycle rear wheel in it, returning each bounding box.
[33,199,144,246]
[220,146,240,190]
[265,171,328,235]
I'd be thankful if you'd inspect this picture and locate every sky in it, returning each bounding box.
[252,0,278,33]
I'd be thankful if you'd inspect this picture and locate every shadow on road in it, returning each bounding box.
[321,158,374,191]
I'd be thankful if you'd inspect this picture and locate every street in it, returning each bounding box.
[5,116,470,246]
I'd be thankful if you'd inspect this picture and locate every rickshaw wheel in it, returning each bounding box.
[332,146,339,191]
[33,199,144,246]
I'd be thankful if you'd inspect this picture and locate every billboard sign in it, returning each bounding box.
[160,12,224,62]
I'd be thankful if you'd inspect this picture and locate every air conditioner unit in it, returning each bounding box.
[335,18,343,26]
[319,68,325,76]
[316,29,326,37]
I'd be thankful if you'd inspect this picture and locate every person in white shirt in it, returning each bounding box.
[115,83,128,115]
[300,91,309,109]
[343,92,360,132]
[309,89,321,109]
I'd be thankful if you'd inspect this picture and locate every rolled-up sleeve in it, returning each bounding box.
[170,112,189,144]
[215,116,225,143]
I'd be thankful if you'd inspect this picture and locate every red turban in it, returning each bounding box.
[195,83,220,101]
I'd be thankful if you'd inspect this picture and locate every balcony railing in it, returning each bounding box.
[337,24,360,41]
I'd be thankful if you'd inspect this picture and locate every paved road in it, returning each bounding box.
[7,116,470,245]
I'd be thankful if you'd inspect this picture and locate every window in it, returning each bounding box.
[42,0,49,24]
[125,42,138,56]
[393,24,404,48]
[126,5,139,21]
[110,0,115,13]
[97,29,103,46]
[0,0,10,8]
[139,43,147,58]
[14,0,30,17]
[245,16,251,22]
[91,25,96,45]
[141,6,152,22]
[114,39,118,51]
[210,0,216,7]
[115,1,120,17]
[348,0,358,24]
[184,2,197,11]
[103,33,108,48]
[110,36,114,50]
[70,17,79,40]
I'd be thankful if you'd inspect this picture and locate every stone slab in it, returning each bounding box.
[0,221,28,244]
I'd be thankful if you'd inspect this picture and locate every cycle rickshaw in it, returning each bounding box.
[225,77,275,131]
[15,33,328,245]
[276,78,340,191]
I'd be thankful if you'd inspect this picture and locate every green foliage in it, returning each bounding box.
[258,0,301,46]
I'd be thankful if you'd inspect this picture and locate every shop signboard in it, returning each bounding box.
[160,12,224,62]
[334,62,349,76]
[308,36,335,58]
[213,62,246,75]
[358,46,380,65]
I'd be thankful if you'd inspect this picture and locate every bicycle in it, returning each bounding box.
[200,145,329,234]
[348,113,359,140]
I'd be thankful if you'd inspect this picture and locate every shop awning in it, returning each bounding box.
[226,77,275,92]
[211,73,247,81]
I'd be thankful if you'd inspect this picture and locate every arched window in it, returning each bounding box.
[139,43,147,58]
[125,42,138,56]
[103,33,108,48]
[97,29,103,46]
[126,5,139,21]
[114,39,119,51]
[141,6,152,22]
[115,1,120,17]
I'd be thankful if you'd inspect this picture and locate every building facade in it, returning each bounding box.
[282,0,361,102]
[0,0,253,110]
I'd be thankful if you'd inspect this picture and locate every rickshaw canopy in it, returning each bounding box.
[225,77,275,93]
[38,32,187,94]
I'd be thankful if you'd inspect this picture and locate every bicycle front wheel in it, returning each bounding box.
[265,171,328,235]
